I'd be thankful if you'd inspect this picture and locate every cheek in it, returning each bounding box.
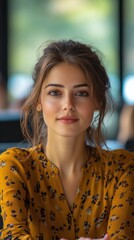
[86,111,94,123]
[81,106,94,125]
[41,98,54,112]
[80,104,94,117]
[41,100,59,122]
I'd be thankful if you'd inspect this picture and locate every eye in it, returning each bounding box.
[75,91,89,97]
[48,90,61,96]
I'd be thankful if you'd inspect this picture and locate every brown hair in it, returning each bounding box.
[21,39,112,147]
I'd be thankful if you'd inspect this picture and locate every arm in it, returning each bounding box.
[60,233,110,240]
[0,149,34,239]
[107,152,134,239]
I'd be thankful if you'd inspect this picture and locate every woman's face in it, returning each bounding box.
[40,62,96,139]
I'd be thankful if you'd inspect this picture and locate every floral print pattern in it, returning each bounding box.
[0,145,134,239]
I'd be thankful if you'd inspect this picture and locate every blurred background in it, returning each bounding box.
[0,0,134,152]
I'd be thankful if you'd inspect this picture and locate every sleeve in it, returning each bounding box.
[107,150,134,240]
[0,148,34,240]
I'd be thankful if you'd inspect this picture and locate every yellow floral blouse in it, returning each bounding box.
[0,145,134,240]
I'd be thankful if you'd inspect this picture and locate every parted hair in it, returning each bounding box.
[21,39,112,147]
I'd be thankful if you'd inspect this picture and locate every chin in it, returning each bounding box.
[57,130,83,138]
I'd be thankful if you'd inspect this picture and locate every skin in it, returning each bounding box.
[38,62,109,239]
[60,233,110,240]
[40,62,95,139]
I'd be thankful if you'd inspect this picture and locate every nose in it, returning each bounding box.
[63,104,75,112]
[62,95,75,112]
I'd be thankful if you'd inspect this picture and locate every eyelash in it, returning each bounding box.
[48,90,89,97]
[48,90,61,96]
[75,91,89,97]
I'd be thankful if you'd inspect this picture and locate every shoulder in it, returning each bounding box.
[92,147,134,161]
[103,149,134,180]
[103,149,134,164]
[102,148,134,163]
[0,145,43,167]
[0,148,30,176]
[0,146,30,163]
[91,147,134,171]
[0,145,45,190]
[0,145,45,185]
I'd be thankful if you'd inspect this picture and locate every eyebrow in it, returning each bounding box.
[44,83,89,88]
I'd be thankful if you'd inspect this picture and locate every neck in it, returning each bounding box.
[45,134,89,175]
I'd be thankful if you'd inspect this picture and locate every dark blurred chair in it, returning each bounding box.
[0,110,27,153]
[125,138,134,152]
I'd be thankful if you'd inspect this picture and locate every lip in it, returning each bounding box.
[57,116,79,124]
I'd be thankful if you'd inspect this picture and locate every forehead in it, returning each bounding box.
[42,62,89,86]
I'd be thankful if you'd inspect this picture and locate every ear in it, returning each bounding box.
[36,102,42,111]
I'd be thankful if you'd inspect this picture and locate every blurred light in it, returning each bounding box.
[123,75,134,104]
[8,74,33,100]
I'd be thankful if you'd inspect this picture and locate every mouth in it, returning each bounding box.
[57,116,79,124]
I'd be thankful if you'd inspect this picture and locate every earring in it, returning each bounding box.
[36,104,42,111]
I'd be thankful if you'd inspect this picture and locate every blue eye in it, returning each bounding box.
[48,90,61,96]
[75,91,89,97]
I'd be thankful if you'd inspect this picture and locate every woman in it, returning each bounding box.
[0,40,133,240]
